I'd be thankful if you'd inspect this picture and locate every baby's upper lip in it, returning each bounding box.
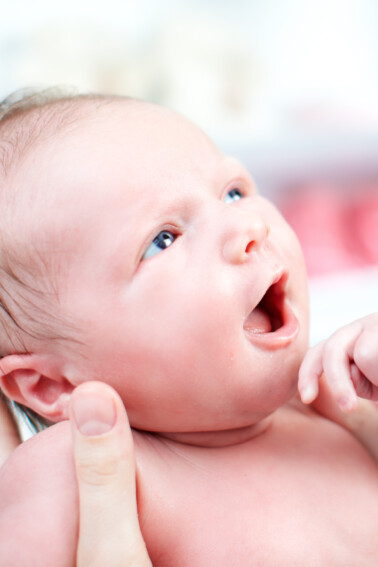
[243,269,299,350]
[244,268,286,317]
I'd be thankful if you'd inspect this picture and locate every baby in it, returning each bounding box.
[0,92,377,566]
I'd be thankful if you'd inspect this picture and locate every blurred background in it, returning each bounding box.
[1,0,377,343]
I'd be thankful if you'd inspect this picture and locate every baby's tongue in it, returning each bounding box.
[245,306,272,334]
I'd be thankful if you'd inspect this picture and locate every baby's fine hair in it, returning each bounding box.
[0,88,116,353]
[0,88,126,430]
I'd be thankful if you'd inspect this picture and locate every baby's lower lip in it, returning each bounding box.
[243,274,300,350]
[244,300,299,350]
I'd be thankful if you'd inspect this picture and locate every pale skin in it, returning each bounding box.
[0,100,377,566]
[1,349,377,566]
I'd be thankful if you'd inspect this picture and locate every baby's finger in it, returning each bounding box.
[353,326,378,387]
[321,327,358,411]
[298,341,325,403]
[70,382,151,567]
[350,363,378,401]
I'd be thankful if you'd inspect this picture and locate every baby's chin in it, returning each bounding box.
[127,378,298,443]
[128,398,288,447]
[152,416,275,448]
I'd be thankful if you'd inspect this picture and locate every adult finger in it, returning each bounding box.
[69,382,152,567]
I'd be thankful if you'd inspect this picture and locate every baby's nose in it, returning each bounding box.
[222,209,269,264]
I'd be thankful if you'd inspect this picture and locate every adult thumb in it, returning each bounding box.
[69,382,151,567]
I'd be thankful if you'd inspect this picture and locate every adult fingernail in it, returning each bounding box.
[72,388,116,436]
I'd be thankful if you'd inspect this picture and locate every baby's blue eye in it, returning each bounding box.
[143,230,177,260]
[223,188,244,204]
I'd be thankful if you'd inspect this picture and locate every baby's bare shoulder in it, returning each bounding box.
[0,421,78,567]
[132,411,378,566]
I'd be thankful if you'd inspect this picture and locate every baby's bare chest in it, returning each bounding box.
[135,413,378,566]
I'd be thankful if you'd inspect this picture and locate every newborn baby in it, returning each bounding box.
[0,93,377,566]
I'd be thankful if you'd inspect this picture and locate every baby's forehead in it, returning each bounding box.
[37,101,225,194]
[2,95,224,191]
[71,101,221,161]
[10,99,236,244]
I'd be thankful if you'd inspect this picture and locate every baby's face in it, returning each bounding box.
[22,101,309,434]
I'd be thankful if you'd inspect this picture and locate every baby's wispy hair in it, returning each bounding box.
[0,87,119,431]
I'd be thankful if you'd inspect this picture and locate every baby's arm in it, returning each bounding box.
[298,313,378,460]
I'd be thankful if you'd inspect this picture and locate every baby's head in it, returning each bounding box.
[0,92,309,437]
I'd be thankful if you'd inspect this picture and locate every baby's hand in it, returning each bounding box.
[298,313,378,411]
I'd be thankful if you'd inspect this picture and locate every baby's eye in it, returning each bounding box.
[223,188,245,204]
[142,230,177,260]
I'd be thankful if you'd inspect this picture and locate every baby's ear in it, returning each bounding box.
[0,353,74,421]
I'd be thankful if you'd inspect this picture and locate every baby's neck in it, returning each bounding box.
[154,416,273,448]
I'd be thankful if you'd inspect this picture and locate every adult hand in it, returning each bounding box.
[69,382,152,567]
[0,393,20,467]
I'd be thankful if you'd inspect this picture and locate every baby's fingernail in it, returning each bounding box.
[337,395,358,412]
[72,388,116,436]
[300,385,317,404]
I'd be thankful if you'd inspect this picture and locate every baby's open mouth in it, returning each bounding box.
[244,277,285,334]
[243,275,299,349]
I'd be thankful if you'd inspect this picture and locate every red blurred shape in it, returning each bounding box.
[279,186,372,276]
